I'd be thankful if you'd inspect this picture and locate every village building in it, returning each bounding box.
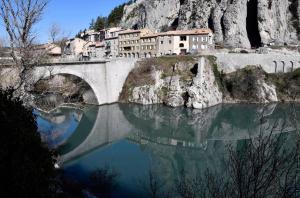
[157,29,214,56]
[65,38,87,57]
[118,29,153,58]
[80,29,101,43]
[188,29,214,53]
[79,29,106,59]
[35,43,62,57]
[158,30,190,56]
[140,33,159,58]
[104,27,123,57]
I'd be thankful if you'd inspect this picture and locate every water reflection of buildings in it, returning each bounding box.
[129,131,208,150]
[123,103,299,149]
[38,103,299,166]
[37,103,299,195]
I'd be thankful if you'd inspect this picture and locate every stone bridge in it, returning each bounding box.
[33,59,137,105]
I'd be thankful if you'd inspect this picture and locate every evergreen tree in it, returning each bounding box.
[94,16,107,31]
[107,3,125,27]
[89,19,95,29]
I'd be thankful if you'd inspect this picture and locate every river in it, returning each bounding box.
[35,103,300,197]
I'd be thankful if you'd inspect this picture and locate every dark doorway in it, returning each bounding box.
[246,0,261,48]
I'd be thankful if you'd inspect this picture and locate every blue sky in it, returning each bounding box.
[0,0,128,43]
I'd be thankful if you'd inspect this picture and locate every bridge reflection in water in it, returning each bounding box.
[37,103,299,196]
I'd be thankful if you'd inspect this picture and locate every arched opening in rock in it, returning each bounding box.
[246,0,262,48]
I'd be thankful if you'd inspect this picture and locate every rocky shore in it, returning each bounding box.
[120,56,300,109]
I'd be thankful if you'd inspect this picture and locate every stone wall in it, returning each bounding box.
[215,53,300,73]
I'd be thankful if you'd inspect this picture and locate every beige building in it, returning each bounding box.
[140,33,159,57]
[158,31,190,55]
[188,29,214,54]
[104,27,123,57]
[65,38,87,56]
[118,29,153,58]
[158,29,214,56]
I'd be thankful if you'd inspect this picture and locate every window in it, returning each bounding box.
[180,36,187,41]
[179,43,184,47]
[136,46,139,50]
[161,41,164,44]
[169,40,172,44]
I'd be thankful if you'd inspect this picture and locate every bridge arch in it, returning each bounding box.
[36,67,102,105]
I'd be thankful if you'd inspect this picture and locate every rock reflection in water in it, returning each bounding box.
[36,103,300,197]
[120,103,299,192]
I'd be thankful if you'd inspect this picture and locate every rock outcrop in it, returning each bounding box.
[120,56,295,109]
[122,57,224,109]
[186,58,223,109]
[121,0,300,48]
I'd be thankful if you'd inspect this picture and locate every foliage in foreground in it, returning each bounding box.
[0,89,58,197]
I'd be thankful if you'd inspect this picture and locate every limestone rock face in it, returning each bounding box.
[121,0,299,48]
[131,85,163,105]
[165,76,185,107]
[121,0,180,31]
[258,0,299,45]
[257,80,278,103]
[186,59,223,109]
[130,70,164,105]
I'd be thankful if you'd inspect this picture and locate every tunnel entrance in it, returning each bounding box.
[246,0,261,48]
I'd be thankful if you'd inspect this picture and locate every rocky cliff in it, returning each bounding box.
[121,0,300,48]
[120,56,300,109]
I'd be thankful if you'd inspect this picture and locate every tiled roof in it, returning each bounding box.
[159,28,212,36]
[119,28,153,35]
[140,33,159,38]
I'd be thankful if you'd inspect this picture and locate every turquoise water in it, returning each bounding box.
[36,103,300,197]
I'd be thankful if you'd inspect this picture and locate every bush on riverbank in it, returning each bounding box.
[0,89,59,197]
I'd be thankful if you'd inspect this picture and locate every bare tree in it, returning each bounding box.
[174,106,300,198]
[49,23,60,43]
[0,0,48,91]
[48,23,69,56]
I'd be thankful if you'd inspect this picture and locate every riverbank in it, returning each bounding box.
[120,56,300,109]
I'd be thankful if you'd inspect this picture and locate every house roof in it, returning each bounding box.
[118,28,153,36]
[140,33,159,38]
[159,28,213,36]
